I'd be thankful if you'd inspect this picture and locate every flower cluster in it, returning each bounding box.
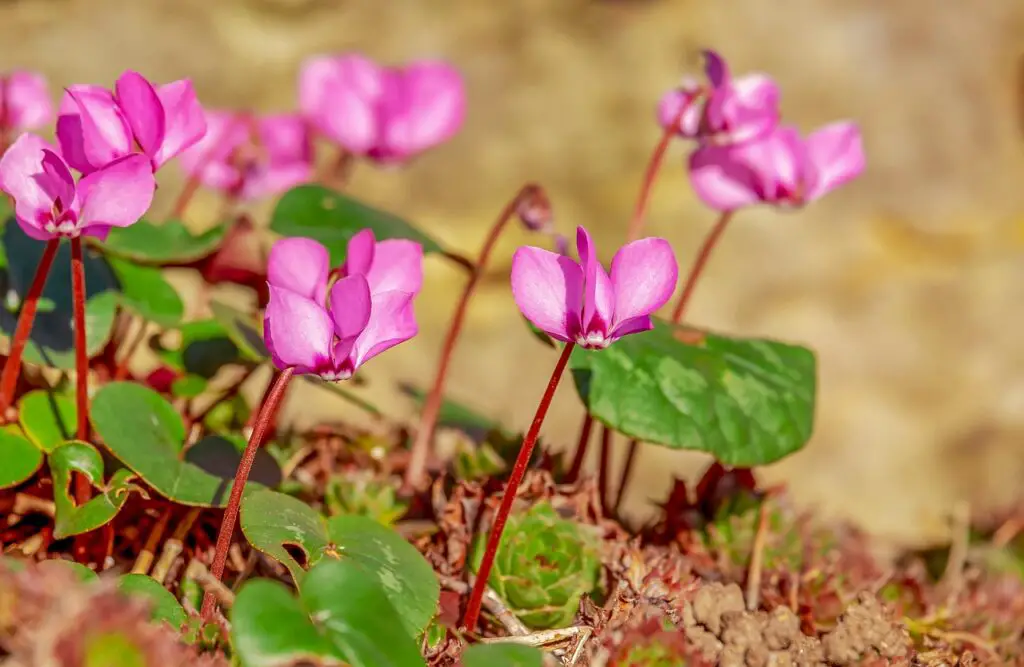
[658,49,865,211]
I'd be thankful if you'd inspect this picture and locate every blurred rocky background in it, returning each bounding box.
[4,0,1024,545]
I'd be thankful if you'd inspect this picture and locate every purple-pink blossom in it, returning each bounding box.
[0,71,53,133]
[687,121,865,212]
[299,53,465,165]
[511,226,678,349]
[56,70,206,175]
[657,50,779,146]
[177,110,313,202]
[263,233,423,379]
[0,133,155,241]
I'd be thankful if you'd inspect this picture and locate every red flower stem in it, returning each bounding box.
[404,185,539,493]
[612,210,736,510]
[112,316,148,381]
[244,366,281,434]
[0,239,59,414]
[563,412,594,484]
[597,424,612,515]
[201,366,295,620]
[70,238,91,504]
[462,342,575,632]
[670,210,734,323]
[567,106,687,485]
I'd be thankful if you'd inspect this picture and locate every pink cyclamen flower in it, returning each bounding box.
[0,71,53,133]
[688,121,865,212]
[177,110,313,202]
[299,53,465,164]
[56,70,206,174]
[657,49,779,146]
[511,226,679,349]
[263,233,423,379]
[0,133,155,241]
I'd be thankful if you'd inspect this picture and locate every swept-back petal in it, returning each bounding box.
[152,79,207,167]
[64,86,133,173]
[687,144,766,212]
[379,61,465,159]
[576,226,613,334]
[656,83,703,137]
[176,110,246,190]
[803,121,864,202]
[702,49,731,88]
[258,113,313,164]
[363,239,423,295]
[115,70,166,158]
[4,71,52,130]
[77,154,156,231]
[510,245,583,342]
[314,54,384,153]
[267,237,330,304]
[263,285,334,374]
[349,290,418,369]
[328,273,372,340]
[0,134,66,229]
[344,228,376,277]
[609,237,678,333]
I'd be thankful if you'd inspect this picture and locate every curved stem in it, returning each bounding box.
[0,239,59,414]
[624,103,688,244]
[613,436,639,513]
[671,211,734,323]
[70,238,89,442]
[202,366,295,620]
[462,342,575,631]
[597,425,612,516]
[404,185,539,493]
[563,412,594,484]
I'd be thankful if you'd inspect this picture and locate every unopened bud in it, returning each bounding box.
[516,184,553,233]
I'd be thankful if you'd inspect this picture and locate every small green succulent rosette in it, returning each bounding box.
[471,502,601,629]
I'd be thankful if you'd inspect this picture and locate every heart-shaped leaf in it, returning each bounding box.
[0,224,118,369]
[0,428,44,489]
[300,559,426,667]
[270,185,444,266]
[97,219,229,265]
[37,559,98,582]
[208,300,268,362]
[154,319,244,379]
[570,317,816,466]
[90,383,280,507]
[241,489,438,638]
[107,256,184,327]
[116,574,188,629]
[17,389,76,453]
[232,579,345,667]
[461,644,544,667]
[49,440,141,538]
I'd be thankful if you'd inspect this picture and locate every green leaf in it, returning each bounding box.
[232,579,345,667]
[270,185,444,265]
[241,489,438,637]
[0,428,44,489]
[462,644,545,667]
[83,632,148,667]
[570,318,816,466]
[116,574,188,628]
[208,300,268,362]
[17,389,76,453]
[48,441,140,539]
[0,225,118,369]
[90,383,280,507]
[106,256,184,327]
[171,374,208,399]
[300,558,426,667]
[524,318,556,349]
[155,319,243,379]
[97,219,229,265]
[37,559,98,582]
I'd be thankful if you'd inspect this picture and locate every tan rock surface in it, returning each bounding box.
[5,0,1024,543]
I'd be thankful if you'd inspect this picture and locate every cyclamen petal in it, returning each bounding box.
[510,246,584,343]
[2,71,53,131]
[803,121,865,202]
[576,227,614,336]
[152,79,207,167]
[61,87,132,174]
[263,285,334,374]
[266,237,331,304]
[328,274,372,340]
[0,135,69,233]
[77,154,156,235]
[363,239,424,295]
[344,228,376,277]
[115,70,166,157]
[379,61,466,160]
[609,238,678,332]
[347,290,418,369]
